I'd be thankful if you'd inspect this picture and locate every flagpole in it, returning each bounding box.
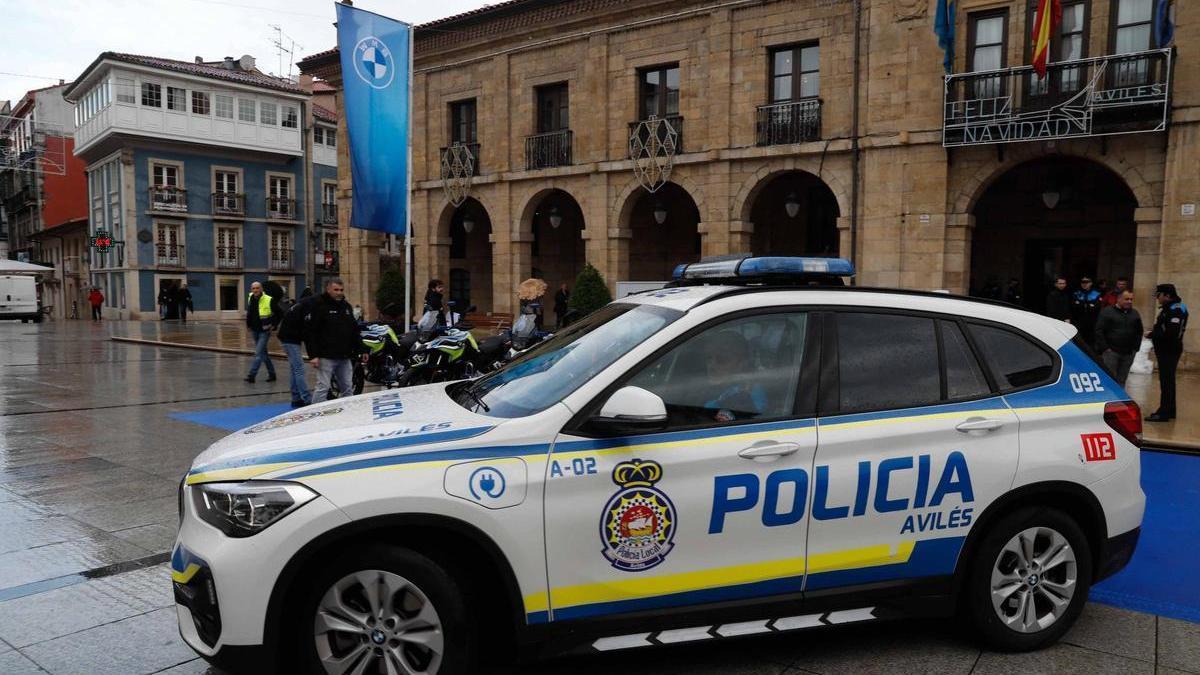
[403,25,414,331]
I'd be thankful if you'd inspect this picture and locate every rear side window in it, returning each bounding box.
[968,323,1054,391]
[940,320,990,399]
[837,312,940,412]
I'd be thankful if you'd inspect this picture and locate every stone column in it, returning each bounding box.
[728,220,753,256]
[508,229,533,316]
[1132,206,1163,323]
[605,226,632,295]
[940,213,974,294]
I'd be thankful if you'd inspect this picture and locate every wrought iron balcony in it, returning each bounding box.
[524,130,572,170]
[629,115,684,154]
[212,192,245,217]
[269,248,293,271]
[321,203,338,225]
[216,246,242,270]
[155,243,185,268]
[149,186,187,213]
[756,100,822,146]
[266,197,296,220]
[440,142,481,176]
[943,48,1171,147]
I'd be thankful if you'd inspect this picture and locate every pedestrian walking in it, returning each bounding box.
[157,285,171,320]
[1103,277,1130,307]
[1071,276,1102,346]
[1145,283,1189,422]
[244,281,280,383]
[423,279,446,327]
[1045,276,1072,322]
[554,282,570,328]
[176,282,192,323]
[278,292,315,407]
[87,287,104,321]
[307,278,361,403]
[1094,289,1143,386]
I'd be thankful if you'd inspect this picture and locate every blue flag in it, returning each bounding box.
[934,0,956,74]
[1155,0,1174,48]
[336,3,411,235]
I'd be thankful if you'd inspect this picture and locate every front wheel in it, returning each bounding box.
[352,363,365,395]
[965,507,1092,652]
[296,546,476,675]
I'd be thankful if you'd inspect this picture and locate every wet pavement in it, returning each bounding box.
[0,319,1197,675]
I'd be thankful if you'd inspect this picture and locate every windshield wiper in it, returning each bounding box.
[463,384,490,412]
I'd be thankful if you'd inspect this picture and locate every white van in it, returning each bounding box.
[0,275,44,322]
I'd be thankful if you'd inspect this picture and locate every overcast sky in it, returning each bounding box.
[0,0,493,104]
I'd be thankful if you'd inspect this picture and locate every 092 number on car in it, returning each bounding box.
[1069,372,1105,393]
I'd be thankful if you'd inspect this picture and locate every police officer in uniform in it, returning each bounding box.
[1071,276,1102,347]
[1146,283,1188,422]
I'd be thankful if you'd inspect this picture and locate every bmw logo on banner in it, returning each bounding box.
[336,3,412,236]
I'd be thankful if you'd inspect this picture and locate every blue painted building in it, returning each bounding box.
[64,52,318,319]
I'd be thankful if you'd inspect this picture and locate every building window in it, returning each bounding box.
[260,102,277,126]
[282,105,298,129]
[323,182,336,206]
[141,82,161,107]
[326,129,336,147]
[639,65,680,118]
[216,227,239,268]
[156,223,184,266]
[314,127,324,144]
[116,78,135,104]
[268,175,293,219]
[450,99,477,144]
[269,176,291,200]
[969,11,1008,99]
[269,229,292,270]
[167,86,186,112]
[1027,1,1088,95]
[191,91,211,115]
[152,164,179,187]
[770,45,819,103]
[215,170,237,195]
[219,278,240,311]
[214,94,233,119]
[238,98,256,122]
[1113,0,1153,54]
[536,83,569,133]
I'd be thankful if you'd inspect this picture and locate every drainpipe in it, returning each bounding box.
[849,0,862,283]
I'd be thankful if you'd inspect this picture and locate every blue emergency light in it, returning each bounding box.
[671,255,855,283]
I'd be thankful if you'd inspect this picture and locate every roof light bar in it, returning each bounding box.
[672,256,855,282]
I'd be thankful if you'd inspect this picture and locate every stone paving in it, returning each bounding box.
[0,319,1197,675]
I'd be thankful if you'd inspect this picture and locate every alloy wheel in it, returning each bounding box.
[989,526,1078,634]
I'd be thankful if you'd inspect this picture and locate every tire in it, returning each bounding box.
[352,364,365,395]
[295,545,476,675]
[965,507,1092,652]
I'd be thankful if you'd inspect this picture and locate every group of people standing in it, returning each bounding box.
[1044,274,1188,422]
[243,277,362,407]
[157,282,193,322]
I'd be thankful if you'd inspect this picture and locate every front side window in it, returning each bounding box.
[968,324,1055,391]
[639,65,680,119]
[456,304,682,418]
[192,91,210,115]
[770,45,819,103]
[215,95,234,119]
[627,312,808,429]
[238,99,256,122]
[836,312,941,412]
[141,82,161,107]
[260,102,277,126]
[167,87,186,111]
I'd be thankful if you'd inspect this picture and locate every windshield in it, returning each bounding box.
[453,303,682,418]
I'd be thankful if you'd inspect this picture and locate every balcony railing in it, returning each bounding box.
[756,99,822,146]
[216,246,242,270]
[524,130,572,170]
[149,186,187,213]
[155,243,185,268]
[212,192,245,217]
[943,49,1171,147]
[629,115,684,154]
[266,197,296,220]
[321,203,338,224]
[269,248,293,271]
[440,142,481,176]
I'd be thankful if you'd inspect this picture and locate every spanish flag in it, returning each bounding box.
[1031,0,1062,79]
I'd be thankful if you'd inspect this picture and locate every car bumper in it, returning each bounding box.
[1095,526,1140,583]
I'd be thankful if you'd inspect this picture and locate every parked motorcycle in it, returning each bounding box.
[349,302,476,395]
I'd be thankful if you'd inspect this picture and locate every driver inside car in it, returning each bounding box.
[703,331,768,422]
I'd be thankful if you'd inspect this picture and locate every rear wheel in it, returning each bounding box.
[966,507,1092,651]
[352,363,365,395]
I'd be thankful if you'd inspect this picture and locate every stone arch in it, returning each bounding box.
[733,159,851,226]
[612,171,707,228]
[513,180,589,239]
[435,190,500,240]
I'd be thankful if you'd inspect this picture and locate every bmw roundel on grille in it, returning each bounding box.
[600,459,676,572]
[353,37,394,89]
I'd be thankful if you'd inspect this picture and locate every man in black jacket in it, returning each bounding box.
[244,281,281,383]
[1094,289,1143,386]
[278,294,316,407]
[1045,276,1072,322]
[1146,283,1189,422]
[307,277,362,402]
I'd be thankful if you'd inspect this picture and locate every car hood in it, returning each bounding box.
[185,384,496,484]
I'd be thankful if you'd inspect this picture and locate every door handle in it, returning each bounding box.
[955,417,1004,433]
[738,442,802,460]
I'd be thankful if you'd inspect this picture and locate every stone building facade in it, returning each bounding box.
[301,0,1199,361]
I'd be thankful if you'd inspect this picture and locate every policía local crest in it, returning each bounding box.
[243,407,343,434]
[600,459,676,572]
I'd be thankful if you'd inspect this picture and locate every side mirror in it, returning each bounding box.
[585,386,668,436]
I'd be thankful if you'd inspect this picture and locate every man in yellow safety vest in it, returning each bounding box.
[244,281,282,383]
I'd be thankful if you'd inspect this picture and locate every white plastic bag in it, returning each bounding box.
[1129,337,1154,375]
[417,310,439,331]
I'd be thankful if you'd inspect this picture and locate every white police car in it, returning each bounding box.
[173,256,1144,674]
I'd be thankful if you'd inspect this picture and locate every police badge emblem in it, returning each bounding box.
[600,459,676,571]
[243,407,344,434]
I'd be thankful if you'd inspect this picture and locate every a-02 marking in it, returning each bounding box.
[550,457,598,478]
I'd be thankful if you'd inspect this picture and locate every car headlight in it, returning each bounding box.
[191,481,317,538]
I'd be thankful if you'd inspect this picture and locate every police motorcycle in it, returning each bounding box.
[345,301,469,396]
[396,313,514,386]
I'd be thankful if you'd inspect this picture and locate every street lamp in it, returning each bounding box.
[1041,190,1061,209]
[461,213,475,234]
[784,192,801,219]
[653,201,668,225]
[548,206,563,229]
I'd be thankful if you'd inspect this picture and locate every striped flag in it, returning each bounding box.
[1031,0,1062,79]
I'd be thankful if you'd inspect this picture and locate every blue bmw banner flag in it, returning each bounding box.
[336,3,411,235]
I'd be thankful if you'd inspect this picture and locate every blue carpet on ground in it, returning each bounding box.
[166,401,1200,623]
[170,402,293,432]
